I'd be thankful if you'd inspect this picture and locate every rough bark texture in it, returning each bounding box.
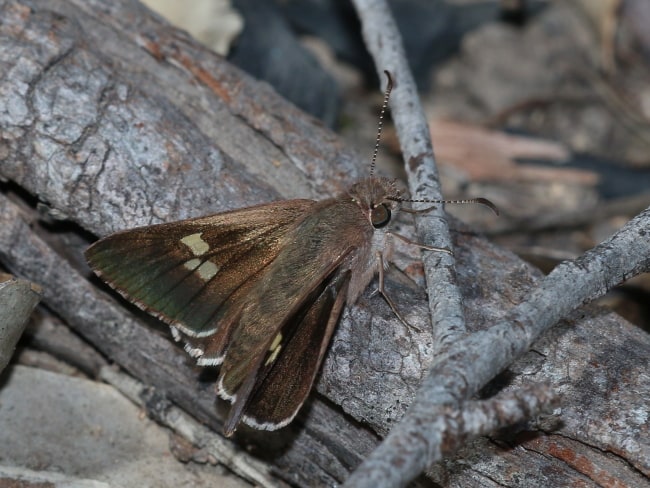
[0,274,41,372]
[0,1,648,486]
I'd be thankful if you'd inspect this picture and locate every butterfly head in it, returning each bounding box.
[348,176,402,229]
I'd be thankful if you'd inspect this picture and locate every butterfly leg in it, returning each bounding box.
[374,251,421,332]
[387,232,453,255]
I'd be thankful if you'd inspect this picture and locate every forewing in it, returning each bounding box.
[85,200,316,342]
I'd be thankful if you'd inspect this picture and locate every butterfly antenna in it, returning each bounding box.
[389,196,500,216]
[370,70,393,177]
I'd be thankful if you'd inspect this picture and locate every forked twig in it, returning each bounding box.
[346,0,650,487]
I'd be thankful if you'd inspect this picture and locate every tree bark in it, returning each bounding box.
[0,0,648,486]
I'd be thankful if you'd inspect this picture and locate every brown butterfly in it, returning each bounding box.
[85,72,497,436]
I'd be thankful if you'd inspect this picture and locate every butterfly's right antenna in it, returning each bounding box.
[370,72,498,216]
[370,70,393,177]
[391,196,500,216]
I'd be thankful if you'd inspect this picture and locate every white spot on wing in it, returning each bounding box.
[184,343,205,358]
[180,232,210,256]
[170,326,181,342]
[265,333,283,366]
[183,258,219,281]
[269,333,282,351]
[197,261,219,281]
[183,258,201,270]
[264,346,281,366]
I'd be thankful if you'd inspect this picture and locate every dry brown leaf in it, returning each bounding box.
[430,119,597,185]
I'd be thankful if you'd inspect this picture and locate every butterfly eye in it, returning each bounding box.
[370,203,391,229]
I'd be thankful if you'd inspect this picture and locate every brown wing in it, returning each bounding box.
[223,268,351,434]
[88,196,373,434]
[85,200,316,350]
[195,198,373,433]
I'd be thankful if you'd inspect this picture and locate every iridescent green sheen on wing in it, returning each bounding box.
[85,200,316,336]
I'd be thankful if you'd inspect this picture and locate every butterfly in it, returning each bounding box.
[85,72,497,436]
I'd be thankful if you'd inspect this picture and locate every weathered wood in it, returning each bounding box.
[0,0,648,486]
[0,273,41,372]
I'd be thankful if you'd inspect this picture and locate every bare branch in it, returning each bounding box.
[345,205,650,486]
[351,0,467,356]
[443,383,559,447]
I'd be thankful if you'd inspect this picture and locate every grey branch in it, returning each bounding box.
[352,0,467,357]
[443,383,559,447]
[346,205,650,484]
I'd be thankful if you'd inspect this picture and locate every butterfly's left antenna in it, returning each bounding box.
[370,70,393,178]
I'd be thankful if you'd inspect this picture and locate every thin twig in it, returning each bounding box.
[351,0,466,356]
[439,383,560,448]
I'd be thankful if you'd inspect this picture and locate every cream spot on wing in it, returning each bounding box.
[184,343,204,358]
[265,333,283,366]
[197,261,219,281]
[170,326,181,342]
[180,232,210,256]
[269,333,282,351]
[184,258,201,270]
[265,345,282,366]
